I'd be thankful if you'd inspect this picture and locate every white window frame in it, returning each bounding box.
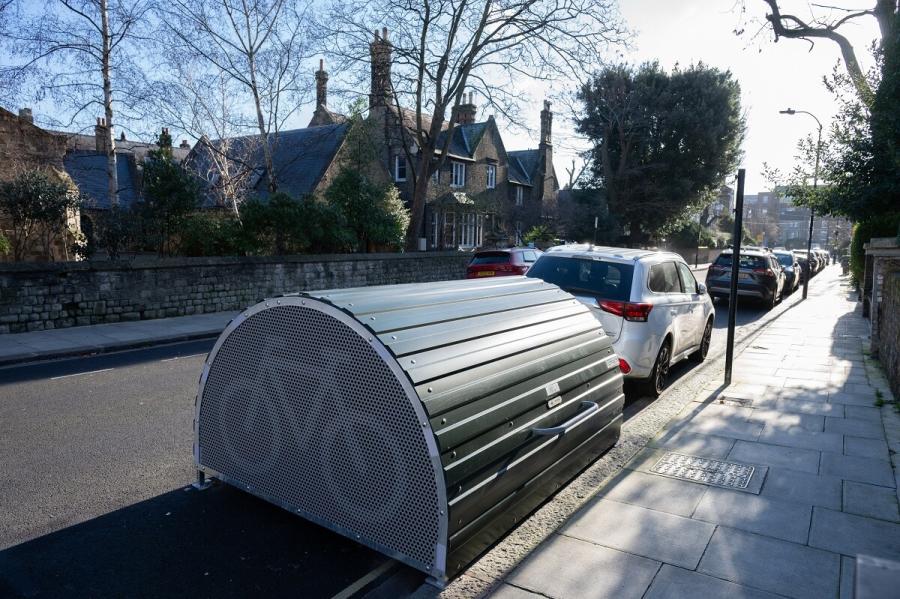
[515,185,524,206]
[451,161,466,188]
[394,154,407,182]
[486,164,496,189]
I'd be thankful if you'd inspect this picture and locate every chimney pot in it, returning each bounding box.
[180,139,190,148]
[319,58,324,71]
[382,27,388,39]
[18,108,33,123]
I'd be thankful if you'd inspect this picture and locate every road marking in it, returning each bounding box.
[161,353,207,362]
[50,368,113,380]
[328,560,396,599]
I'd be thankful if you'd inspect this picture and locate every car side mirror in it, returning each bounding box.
[697,282,707,295]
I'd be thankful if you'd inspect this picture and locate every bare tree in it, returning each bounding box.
[322,0,627,251]
[151,66,261,215]
[156,0,314,194]
[0,0,152,207]
[749,0,897,107]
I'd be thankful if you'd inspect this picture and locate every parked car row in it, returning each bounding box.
[467,245,715,398]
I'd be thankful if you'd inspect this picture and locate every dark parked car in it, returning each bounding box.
[773,250,801,294]
[706,249,786,308]
[466,248,542,278]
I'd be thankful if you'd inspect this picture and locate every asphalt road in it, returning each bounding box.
[0,280,784,599]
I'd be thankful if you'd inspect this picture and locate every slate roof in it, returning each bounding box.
[64,151,140,209]
[189,123,349,203]
[507,149,540,186]
[434,122,488,160]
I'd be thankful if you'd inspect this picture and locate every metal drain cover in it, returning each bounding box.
[651,452,755,489]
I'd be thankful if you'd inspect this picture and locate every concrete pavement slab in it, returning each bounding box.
[487,584,544,599]
[825,416,886,440]
[644,565,781,599]
[841,556,855,599]
[767,397,844,417]
[648,430,735,460]
[728,440,820,474]
[692,487,812,543]
[562,499,715,570]
[820,453,895,487]
[698,527,840,599]
[748,410,824,431]
[844,436,891,460]
[506,534,660,599]
[855,555,900,599]
[828,391,878,406]
[758,468,842,510]
[666,416,764,443]
[844,405,883,422]
[809,507,900,560]
[596,469,708,517]
[757,426,843,453]
[842,481,900,522]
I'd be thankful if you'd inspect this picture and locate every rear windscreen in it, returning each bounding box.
[714,254,767,269]
[470,252,510,265]
[526,256,634,301]
[775,254,793,266]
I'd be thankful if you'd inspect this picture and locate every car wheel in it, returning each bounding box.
[690,320,713,363]
[767,290,777,310]
[640,339,671,398]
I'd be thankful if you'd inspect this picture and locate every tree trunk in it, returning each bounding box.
[248,54,277,194]
[404,152,432,251]
[100,0,118,207]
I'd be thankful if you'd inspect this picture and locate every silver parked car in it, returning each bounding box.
[527,245,715,397]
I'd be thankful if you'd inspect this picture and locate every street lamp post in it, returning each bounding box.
[779,108,822,300]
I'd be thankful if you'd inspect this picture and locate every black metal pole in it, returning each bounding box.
[801,124,821,299]
[725,169,745,386]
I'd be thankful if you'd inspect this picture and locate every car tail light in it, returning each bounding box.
[511,264,528,274]
[597,300,653,322]
[753,268,775,278]
[618,358,631,374]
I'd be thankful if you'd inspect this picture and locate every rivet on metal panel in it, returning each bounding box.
[265,303,270,307]
[367,337,373,342]
[451,451,456,458]
[421,422,427,427]
[587,382,591,388]
[301,300,306,305]
[428,387,433,393]
[370,316,376,320]
[440,418,446,424]
[277,300,281,304]
[391,335,397,340]
[508,421,514,427]
[411,359,416,364]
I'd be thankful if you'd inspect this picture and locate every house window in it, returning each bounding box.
[459,213,484,248]
[486,164,496,189]
[394,155,407,182]
[451,161,466,187]
[515,185,524,206]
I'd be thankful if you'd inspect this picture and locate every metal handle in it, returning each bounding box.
[533,401,599,437]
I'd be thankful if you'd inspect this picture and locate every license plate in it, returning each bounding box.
[477,271,495,277]
[739,273,752,280]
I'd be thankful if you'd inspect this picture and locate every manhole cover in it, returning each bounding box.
[716,396,752,407]
[651,452,755,489]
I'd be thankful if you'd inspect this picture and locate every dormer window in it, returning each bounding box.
[515,185,524,206]
[394,155,407,182]
[451,161,466,188]
[486,164,496,189]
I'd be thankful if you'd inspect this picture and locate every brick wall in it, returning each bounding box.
[876,268,900,399]
[0,252,471,333]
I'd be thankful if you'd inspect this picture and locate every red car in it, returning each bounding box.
[466,248,543,278]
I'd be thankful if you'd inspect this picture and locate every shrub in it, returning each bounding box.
[323,169,408,252]
[850,214,900,284]
[0,232,10,256]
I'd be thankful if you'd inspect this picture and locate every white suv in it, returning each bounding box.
[526,245,715,396]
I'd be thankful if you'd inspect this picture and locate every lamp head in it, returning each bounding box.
[779,108,796,115]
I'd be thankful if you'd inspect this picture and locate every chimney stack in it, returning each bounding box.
[180,139,190,149]
[95,117,111,154]
[540,100,553,147]
[18,108,33,124]
[369,28,393,108]
[455,91,477,125]
[315,58,329,108]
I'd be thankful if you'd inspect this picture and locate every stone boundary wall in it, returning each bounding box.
[0,252,471,333]
[876,269,900,399]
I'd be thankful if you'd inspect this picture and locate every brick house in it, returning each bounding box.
[195,30,559,250]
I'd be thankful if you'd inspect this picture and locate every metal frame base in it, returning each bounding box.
[191,470,213,491]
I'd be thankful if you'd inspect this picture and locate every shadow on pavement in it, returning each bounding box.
[0,483,386,599]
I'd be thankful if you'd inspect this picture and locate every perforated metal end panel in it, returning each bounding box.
[196,300,446,575]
